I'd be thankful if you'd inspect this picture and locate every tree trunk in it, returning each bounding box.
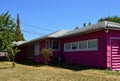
[12,57,15,68]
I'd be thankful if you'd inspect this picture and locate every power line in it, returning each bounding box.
[13,16,55,32]
[13,16,55,37]
[21,29,43,36]
[20,21,54,32]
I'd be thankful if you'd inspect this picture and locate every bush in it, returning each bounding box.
[41,48,53,64]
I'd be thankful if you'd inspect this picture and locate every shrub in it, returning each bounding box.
[41,48,53,64]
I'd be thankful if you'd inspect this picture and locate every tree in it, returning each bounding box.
[83,22,92,27]
[41,48,53,64]
[7,45,20,68]
[88,22,91,26]
[0,11,16,50]
[83,22,86,27]
[0,11,22,68]
[15,14,24,41]
[98,15,120,23]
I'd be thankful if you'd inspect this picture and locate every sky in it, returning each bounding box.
[0,0,120,40]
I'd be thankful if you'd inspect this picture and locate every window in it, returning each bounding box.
[64,39,98,52]
[64,43,71,51]
[88,39,97,49]
[79,41,87,50]
[52,40,60,51]
[72,42,78,50]
[45,40,50,49]
[34,43,40,55]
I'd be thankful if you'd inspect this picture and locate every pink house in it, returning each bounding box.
[16,21,120,71]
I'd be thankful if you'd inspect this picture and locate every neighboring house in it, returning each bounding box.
[16,21,120,71]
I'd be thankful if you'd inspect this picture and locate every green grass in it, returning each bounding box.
[0,61,120,81]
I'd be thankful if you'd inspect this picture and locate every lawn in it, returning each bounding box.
[0,61,120,81]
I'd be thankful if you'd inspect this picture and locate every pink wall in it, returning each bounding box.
[16,29,120,69]
[34,39,61,63]
[34,40,45,62]
[61,30,107,67]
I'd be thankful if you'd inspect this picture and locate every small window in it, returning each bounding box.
[64,43,71,51]
[88,39,97,49]
[52,40,60,50]
[34,43,40,55]
[45,40,50,49]
[72,42,78,50]
[79,41,87,50]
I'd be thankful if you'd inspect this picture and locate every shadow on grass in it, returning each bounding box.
[0,67,12,69]
[48,64,106,71]
[16,61,45,67]
[16,61,106,71]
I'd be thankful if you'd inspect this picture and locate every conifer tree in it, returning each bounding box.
[98,15,120,23]
[0,11,16,50]
[0,11,21,68]
[15,14,24,41]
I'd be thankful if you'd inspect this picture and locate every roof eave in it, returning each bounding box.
[60,28,104,38]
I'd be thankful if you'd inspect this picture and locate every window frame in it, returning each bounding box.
[64,39,98,52]
[78,41,87,51]
[72,42,79,51]
[87,39,98,50]
[34,42,40,55]
[45,40,50,49]
[52,39,60,51]
[64,43,72,52]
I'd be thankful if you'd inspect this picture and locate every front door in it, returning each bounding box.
[111,38,120,70]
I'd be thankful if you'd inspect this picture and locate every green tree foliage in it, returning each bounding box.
[88,22,91,26]
[15,14,25,41]
[0,12,25,48]
[7,45,20,68]
[83,22,92,27]
[83,22,86,27]
[98,15,120,23]
[0,11,16,50]
[0,11,22,68]
[41,48,53,64]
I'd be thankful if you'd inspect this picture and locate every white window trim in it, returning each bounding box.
[72,42,79,51]
[78,39,98,51]
[87,39,98,50]
[64,43,72,52]
[64,39,98,52]
[78,41,87,50]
